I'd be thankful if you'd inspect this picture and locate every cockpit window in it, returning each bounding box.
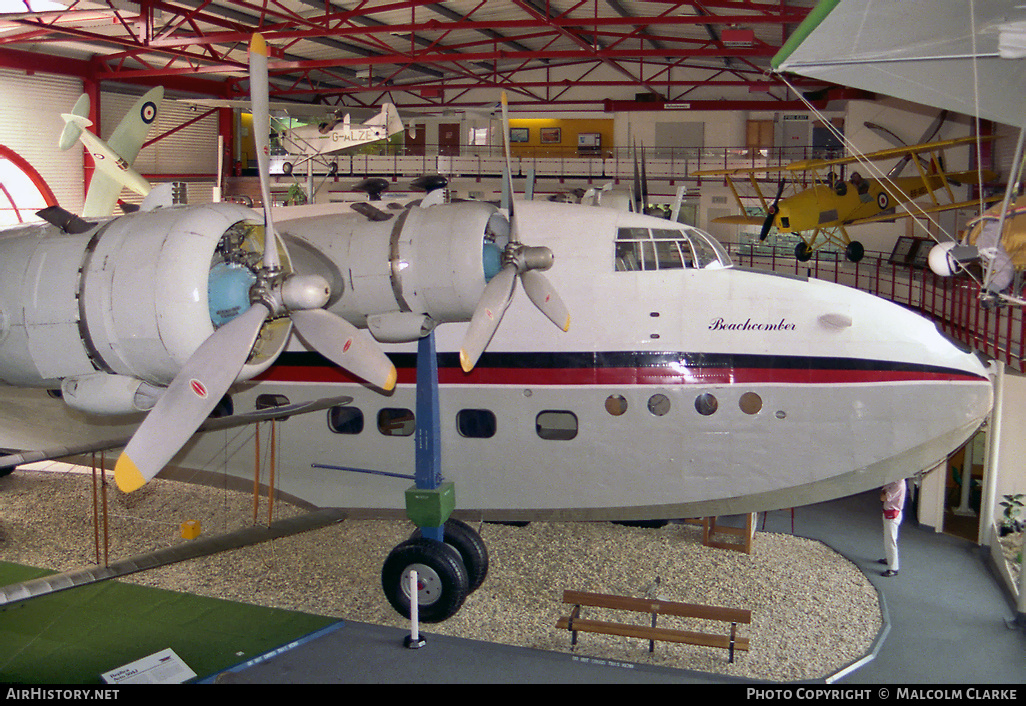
[615,225,731,272]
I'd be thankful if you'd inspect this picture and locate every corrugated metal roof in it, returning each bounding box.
[0,1,821,110]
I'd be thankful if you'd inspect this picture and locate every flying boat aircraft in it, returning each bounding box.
[771,0,1026,304]
[694,136,997,263]
[0,35,994,622]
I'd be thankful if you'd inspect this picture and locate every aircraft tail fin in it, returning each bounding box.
[365,103,405,137]
[58,94,91,151]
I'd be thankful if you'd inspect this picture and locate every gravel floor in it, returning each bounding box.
[0,467,883,682]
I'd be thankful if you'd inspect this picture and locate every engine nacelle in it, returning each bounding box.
[0,202,287,392]
[280,200,502,338]
[928,241,979,277]
[61,373,162,415]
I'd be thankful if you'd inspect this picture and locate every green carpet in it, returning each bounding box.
[0,562,339,683]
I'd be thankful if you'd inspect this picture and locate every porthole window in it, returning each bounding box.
[536,410,578,440]
[328,405,364,434]
[695,393,718,416]
[256,393,290,410]
[378,408,415,437]
[647,394,671,416]
[739,392,763,415]
[605,394,628,416]
[457,409,497,438]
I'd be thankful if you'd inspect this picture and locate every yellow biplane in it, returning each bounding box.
[694,136,997,263]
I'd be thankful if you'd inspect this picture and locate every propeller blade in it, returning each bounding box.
[290,308,397,391]
[249,33,280,271]
[114,303,271,493]
[460,266,516,373]
[499,91,518,229]
[760,180,785,241]
[521,269,570,332]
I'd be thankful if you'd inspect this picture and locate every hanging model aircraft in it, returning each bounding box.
[693,135,997,263]
[0,34,994,621]
[771,0,1026,304]
[270,103,404,175]
[59,86,163,218]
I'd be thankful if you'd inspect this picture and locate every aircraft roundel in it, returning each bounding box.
[877,192,889,210]
[141,101,157,124]
[190,379,208,398]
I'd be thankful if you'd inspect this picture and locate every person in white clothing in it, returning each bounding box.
[880,480,907,577]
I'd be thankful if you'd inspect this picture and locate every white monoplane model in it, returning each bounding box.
[272,102,404,175]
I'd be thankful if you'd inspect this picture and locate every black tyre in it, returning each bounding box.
[411,518,489,593]
[795,242,814,262]
[846,240,865,263]
[282,162,293,175]
[381,538,469,622]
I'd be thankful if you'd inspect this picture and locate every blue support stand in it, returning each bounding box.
[410,331,447,542]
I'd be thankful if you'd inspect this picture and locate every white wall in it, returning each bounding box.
[0,69,85,213]
[994,369,1026,508]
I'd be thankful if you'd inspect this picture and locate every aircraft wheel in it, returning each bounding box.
[846,241,865,263]
[411,518,489,593]
[282,162,293,175]
[328,161,338,176]
[795,242,814,262]
[381,538,469,623]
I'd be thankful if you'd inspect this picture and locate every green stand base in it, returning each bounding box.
[405,482,455,529]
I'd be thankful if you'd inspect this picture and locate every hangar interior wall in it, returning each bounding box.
[0,69,84,214]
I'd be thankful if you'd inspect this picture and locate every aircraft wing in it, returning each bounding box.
[711,214,765,225]
[695,136,994,180]
[80,87,163,217]
[773,0,1026,129]
[784,136,996,172]
[845,196,1004,227]
[0,393,352,471]
[692,165,790,177]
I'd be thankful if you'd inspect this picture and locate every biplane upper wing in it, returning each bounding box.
[784,135,996,173]
[694,135,995,179]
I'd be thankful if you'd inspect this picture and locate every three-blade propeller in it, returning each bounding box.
[114,33,396,493]
[458,92,570,373]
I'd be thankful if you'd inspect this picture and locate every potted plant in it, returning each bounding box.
[286,183,308,206]
[998,493,1024,536]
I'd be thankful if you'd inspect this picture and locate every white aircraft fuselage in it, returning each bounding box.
[0,199,992,521]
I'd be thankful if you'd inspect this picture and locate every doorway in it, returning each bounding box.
[439,123,461,156]
[943,431,986,542]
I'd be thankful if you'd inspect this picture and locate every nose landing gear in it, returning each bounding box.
[379,332,489,623]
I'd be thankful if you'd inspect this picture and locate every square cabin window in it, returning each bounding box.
[378,408,415,436]
[457,409,497,438]
[536,410,578,440]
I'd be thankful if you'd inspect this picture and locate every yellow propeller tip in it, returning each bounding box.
[562,315,571,332]
[459,349,474,374]
[114,454,146,493]
[250,33,268,57]
[383,366,398,392]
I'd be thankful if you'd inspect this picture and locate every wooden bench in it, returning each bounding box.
[556,589,751,663]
